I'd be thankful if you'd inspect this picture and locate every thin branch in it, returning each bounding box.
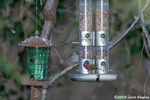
[143,38,150,58]
[131,21,150,32]
[52,47,64,64]
[142,0,150,12]
[41,0,59,39]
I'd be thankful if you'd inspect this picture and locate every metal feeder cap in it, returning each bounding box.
[19,36,51,47]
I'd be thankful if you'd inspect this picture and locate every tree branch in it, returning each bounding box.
[41,0,59,39]
[30,86,41,100]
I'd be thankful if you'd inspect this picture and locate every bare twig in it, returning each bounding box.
[143,38,150,58]
[142,0,150,12]
[41,0,59,39]
[132,21,150,31]
[52,47,63,63]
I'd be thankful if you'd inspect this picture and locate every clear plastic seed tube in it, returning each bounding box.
[79,0,95,74]
[95,0,109,32]
[95,0,109,74]
[79,0,94,31]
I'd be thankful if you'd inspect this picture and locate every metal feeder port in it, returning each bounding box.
[19,36,51,86]
[69,0,117,82]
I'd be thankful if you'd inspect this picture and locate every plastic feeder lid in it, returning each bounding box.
[19,36,51,47]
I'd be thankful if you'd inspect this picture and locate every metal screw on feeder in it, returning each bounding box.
[19,36,51,86]
[69,0,117,82]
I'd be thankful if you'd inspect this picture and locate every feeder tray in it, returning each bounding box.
[21,74,50,86]
[19,36,51,86]
[69,74,117,82]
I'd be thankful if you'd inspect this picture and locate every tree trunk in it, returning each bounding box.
[30,86,42,100]
[41,0,59,39]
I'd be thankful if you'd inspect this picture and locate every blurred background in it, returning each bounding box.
[0,0,150,100]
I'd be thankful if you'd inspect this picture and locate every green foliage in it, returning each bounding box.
[0,54,22,84]
[0,54,23,99]
[0,54,12,76]
[9,89,18,95]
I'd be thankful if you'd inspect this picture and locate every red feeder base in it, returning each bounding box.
[21,81,49,86]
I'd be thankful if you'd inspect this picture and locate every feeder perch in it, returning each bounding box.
[69,0,117,81]
[19,36,51,86]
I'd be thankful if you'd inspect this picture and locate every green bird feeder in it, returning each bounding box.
[19,36,51,86]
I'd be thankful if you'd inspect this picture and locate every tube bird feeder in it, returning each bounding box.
[19,36,51,86]
[69,0,117,81]
[79,0,95,74]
